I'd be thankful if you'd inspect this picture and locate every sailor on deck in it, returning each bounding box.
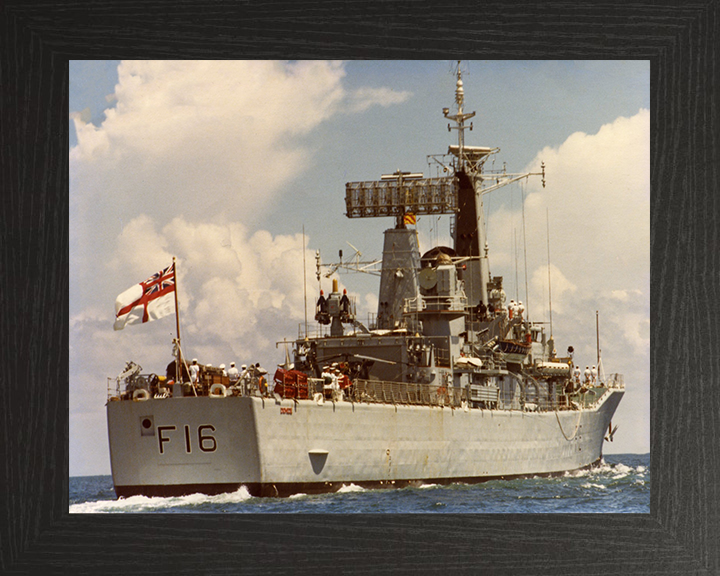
[247,363,268,396]
[189,359,200,385]
[591,365,598,385]
[332,368,344,401]
[584,366,591,385]
[321,366,334,398]
[227,362,240,395]
[228,362,239,383]
[240,364,251,394]
[340,289,351,318]
[317,290,327,312]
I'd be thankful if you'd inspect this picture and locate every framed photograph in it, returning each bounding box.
[3,2,717,574]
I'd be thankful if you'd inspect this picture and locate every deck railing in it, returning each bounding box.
[347,379,463,407]
[109,371,624,412]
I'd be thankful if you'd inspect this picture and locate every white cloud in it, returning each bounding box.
[346,86,412,112]
[529,264,577,316]
[521,109,650,296]
[487,108,649,312]
[70,61,348,227]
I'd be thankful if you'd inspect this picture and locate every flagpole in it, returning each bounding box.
[173,257,182,379]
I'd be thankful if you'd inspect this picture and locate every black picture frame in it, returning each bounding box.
[2,2,717,574]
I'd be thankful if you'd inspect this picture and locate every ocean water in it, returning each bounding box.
[69,453,648,514]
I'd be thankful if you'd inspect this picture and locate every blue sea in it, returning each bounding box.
[69,453,648,514]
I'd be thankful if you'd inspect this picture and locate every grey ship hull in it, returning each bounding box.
[107,388,623,498]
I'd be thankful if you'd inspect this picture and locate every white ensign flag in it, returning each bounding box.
[114,263,176,331]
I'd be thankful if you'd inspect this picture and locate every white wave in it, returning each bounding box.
[288,492,307,499]
[69,486,253,513]
[337,483,365,493]
[582,483,607,490]
[612,463,633,475]
[419,483,439,490]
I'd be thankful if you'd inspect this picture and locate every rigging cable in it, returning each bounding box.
[555,407,583,441]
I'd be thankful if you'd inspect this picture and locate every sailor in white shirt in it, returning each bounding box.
[227,362,241,395]
[573,365,581,385]
[227,362,239,383]
[189,358,200,384]
[240,364,251,394]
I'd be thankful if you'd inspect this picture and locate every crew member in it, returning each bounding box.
[253,362,268,396]
[317,290,327,313]
[228,362,239,383]
[591,365,598,385]
[340,289,351,319]
[321,365,334,398]
[584,366,591,385]
[332,368,343,401]
[189,358,200,385]
[573,365,581,386]
[240,364,251,394]
[226,362,241,395]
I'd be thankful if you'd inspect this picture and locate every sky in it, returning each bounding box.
[69,60,649,477]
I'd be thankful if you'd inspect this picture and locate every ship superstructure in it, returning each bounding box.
[106,64,624,498]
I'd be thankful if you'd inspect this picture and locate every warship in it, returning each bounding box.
[106,65,624,498]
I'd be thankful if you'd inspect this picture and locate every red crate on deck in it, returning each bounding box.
[273,368,309,399]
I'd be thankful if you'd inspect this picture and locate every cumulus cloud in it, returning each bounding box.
[521,109,650,297]
[486,108,649,316]
[70,61,345,225]
[104,215,315,364]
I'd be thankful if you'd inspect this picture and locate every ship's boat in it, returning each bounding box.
[106,64,624,498]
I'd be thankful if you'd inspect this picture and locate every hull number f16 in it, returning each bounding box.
[157,425,217,454]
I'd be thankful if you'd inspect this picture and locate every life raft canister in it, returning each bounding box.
[209,383,227,397]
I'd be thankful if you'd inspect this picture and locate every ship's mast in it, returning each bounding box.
[440,61,546,310]
[444,63,489,306]
[443,62,476,172]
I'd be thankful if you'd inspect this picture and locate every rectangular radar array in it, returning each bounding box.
[344,177,458,219]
